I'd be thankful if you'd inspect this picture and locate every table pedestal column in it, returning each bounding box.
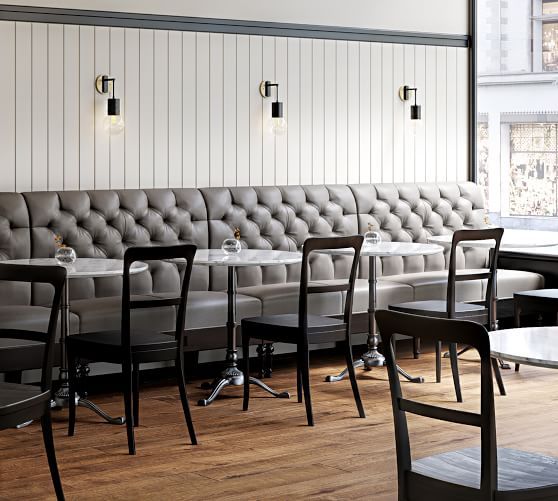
[198,266,290,406]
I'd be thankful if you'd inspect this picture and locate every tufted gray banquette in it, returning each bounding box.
[0,182,544,363]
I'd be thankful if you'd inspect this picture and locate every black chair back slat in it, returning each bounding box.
[307,284,350,294]
[129,298,182,309]
[375,309,497,498]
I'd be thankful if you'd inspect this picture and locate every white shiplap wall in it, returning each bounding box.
[0,21,470,192]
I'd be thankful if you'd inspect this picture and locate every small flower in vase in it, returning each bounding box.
[364,223,382,246]
[221,227,242,255]
[54,234,77,265]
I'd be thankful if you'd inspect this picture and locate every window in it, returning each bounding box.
[543,0,558,15]
[543,22,558,71]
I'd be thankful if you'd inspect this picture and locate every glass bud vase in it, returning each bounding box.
[55,246,77,265]
[364,230,382,246]
[221,238,242,255]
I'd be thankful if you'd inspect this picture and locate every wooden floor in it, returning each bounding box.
[3,345,558,500]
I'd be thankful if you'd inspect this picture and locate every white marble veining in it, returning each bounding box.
[193,249,302,267]
[1,258,148,278]
[490,327,558,369]
[428,229,558,249]
[318,241,444,258]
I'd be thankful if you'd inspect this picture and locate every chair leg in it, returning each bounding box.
[298,344,314,426]
[122,359,136,455]
[296,364,303,403]
[41,411,65,501]
[67,351,77,437]
[132,362,140,427]
[515,363,520,372]
[345,341,365,418]
[435,341,442,383]
[448,343,463,403]
[491,357,506,396]
[413,337,421,359]
[242,333,251,411]
[176,354,197,446]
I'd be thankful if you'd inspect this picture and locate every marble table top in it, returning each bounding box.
[193,249,302,267]
[1,258,148,278]
[428,229,558,249]
[318,241,444,258]
[490,326,558,369]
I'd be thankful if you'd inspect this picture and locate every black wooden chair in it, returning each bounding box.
[389,228,505,402]
[67,245,198,455]
[0,263,66,501]
[241,235,366,426]
[376,309,558,501]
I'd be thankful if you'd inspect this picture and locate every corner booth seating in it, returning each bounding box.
[0,182,544,373]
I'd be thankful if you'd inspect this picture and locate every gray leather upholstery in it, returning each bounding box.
[0,182,544,351]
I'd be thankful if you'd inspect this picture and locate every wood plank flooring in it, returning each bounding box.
[2,345,558,500]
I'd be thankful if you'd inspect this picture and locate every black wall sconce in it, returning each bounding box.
[95,75,125,135]
[398,85,422,121]
[260,80,287,135]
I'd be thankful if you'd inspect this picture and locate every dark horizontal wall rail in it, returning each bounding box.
[0,4,470,47]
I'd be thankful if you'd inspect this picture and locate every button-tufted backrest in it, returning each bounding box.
[0,193,32,305]
[350,182,488,278]
[23,189,209,305]
[201,184,358,290]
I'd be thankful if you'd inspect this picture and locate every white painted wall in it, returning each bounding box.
[3,1,469,35]
[0,21,469,192]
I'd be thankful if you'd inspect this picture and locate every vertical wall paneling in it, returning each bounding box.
[124,28,140,188]
[223,34,237,187]
[2,22,469,192]
[236,34,250,186]
[15,22,32,192]
[286,37,300,185]
[424,45,437,182]
[153,30,169,188]
[436,46,447,182]
[182,31,196,187]
[456,49,469,181]
[78,25,95,190]
[248,35,263,186]
[275,36,288,186]
[381,43,393,183]
[109,27,125,189]
[94,27,110,190]
[335,41,348,184]
[168,30,183,188]
[403,44,415,183]
[0,21,16,192]
[392,44,404,183]
[359,42,371,184]
[414,44,426,182]
[370,43,382,183]
[262,36,275,186]
[47,25,64,191]
[299,38,313,185]
[209,33,224,187]
[324,40,336,184]
[347,41,360,184]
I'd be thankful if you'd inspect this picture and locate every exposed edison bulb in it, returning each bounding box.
[270,116,287,135]
[409,117,423,137]
[104,114,125,135]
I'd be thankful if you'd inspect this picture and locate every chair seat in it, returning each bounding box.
[390,300,487,318]
[0,382,48,416]
[67,330,176,354]
[412,447,558,493]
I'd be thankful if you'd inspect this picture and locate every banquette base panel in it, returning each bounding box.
[0,183,544,373]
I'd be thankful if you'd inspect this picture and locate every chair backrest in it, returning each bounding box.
[0,263,66,392]
[375,309,497,499]
[447,228,504,319]
[299,236,363,332]
[121,245,197,352]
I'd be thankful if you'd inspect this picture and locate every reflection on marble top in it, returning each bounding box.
[1,258,148,278]
[193,249,302,267]
[490,327,558,369]
[318,241,444,257]
[428,229,558,249]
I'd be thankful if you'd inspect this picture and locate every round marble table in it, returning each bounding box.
[193,249,302,406]
[428,229,558,249]
[490,326,558,369]
[2,258,148,423]
[319,242,444,383]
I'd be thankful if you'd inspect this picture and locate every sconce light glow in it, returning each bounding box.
[260,81,287,135]
[96,75,125,135]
